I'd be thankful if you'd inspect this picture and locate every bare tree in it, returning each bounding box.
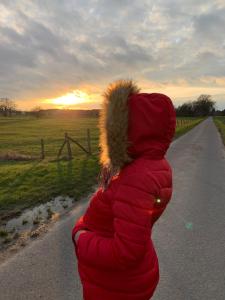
[0,98,17,117]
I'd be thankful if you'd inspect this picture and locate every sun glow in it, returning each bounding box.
[45,90,90,108]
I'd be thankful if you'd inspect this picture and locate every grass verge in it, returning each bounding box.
[213,116,225,146]
[0,155,100,224]
[174,117,205,140]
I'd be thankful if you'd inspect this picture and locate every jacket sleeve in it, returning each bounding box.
[75,181,156,270]
[72,215,90,258]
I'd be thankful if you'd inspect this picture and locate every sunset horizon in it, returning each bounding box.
[1,1,225,111]
[15,86,225,112]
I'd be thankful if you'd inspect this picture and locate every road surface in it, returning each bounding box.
[0,117,225,300]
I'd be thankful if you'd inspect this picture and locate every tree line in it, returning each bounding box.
[176,94,225,117]
[1,94,225,118]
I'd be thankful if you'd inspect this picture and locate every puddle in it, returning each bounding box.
[0,195,75,249]
[0,184,98,264]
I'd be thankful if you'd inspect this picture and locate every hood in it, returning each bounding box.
[98,79,176,172]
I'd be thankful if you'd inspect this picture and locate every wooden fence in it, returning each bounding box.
[176,119,195,127]
[1,119,199,161]
[39,128,92,161]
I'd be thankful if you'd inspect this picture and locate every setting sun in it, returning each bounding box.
[45,90,90,108]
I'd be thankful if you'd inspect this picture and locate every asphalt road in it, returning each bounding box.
[0,117,225,300]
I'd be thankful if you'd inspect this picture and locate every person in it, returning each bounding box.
[71,79,176,300]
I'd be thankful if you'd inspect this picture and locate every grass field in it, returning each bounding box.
[0,115,204,224]
[213,116,225,145]
[0,116,99,158]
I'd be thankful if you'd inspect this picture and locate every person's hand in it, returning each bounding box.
[74,230,87,244]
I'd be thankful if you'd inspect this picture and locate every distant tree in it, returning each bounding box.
[192,95,216,117]
[211,108,225,116]
[211,107,216,116]
[0,98,17,117]
[31,106,43,118]
[176,101,194,117]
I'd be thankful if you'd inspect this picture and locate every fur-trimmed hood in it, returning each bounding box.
[98,79,176,176]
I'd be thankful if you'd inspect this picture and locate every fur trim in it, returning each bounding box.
[98,79,140,175]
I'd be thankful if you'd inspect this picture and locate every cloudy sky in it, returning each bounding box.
[0,0,225,110]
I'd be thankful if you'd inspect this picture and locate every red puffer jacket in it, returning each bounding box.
[72,80,176,300]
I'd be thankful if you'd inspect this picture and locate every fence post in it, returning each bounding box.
[87,128,91,154]
[65,132,72,160]
[57,139,66,159]
[41,138,45,159]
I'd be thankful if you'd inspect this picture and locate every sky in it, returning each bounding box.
[0,0,225,110]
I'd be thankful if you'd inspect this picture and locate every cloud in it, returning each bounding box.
[0,0,225,109]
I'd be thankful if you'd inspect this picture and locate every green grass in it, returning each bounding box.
[0,116,99,158]
[174,117,205,139]
[213,116,225,146]
[0,115,204,224]
[0,116,100,224]
[0,154,100,223]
